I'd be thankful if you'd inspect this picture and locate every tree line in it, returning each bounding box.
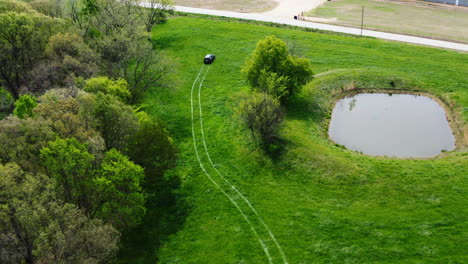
[0,0,176,263]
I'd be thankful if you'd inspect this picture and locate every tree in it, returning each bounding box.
[0,0,35,13]
[76,0,172,104]
[242,35,314,100]
[89,0,140,38]
[33,89,107,158]
[93,149,146,229]
[126,45,172,103]
[33,203,120,263]
[141,0,173,32]
[64,0,86,30]
[40,138,95,209]
[0,86,14,118]
[83,76,131,102]
[29,0,63,18]
[128,112,177,191]
[0,116,56,172]
[0,163,120,264]
[81,0,99,16]
[0,11,64,99]
[256,69,288,99]
[40,138,146,230]
[13,94,37,119]
[92,92,139,151]
[24,32,98,93]
[237,92,283,147]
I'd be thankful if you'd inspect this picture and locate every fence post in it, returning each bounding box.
[360,6,364,36]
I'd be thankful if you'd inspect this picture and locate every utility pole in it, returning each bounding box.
[360,6,364,36]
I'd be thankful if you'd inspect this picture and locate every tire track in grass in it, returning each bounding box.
[190,65,273,264]
[197,67,289,264]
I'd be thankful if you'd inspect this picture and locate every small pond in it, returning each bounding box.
[328,93,456,157]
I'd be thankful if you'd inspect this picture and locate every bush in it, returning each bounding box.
[237,92,283,147]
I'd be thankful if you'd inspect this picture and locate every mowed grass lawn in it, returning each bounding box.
[119,16,468,263]
[307,0,468,43]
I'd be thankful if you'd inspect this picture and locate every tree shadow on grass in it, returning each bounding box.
[115,174,189,264]
[264,93,327,161]
[284,92,327,124]
[150,34,185,50]
[263,137,290,161]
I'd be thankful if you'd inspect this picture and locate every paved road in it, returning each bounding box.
[141,3,468,52]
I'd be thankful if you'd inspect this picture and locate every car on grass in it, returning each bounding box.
[204,54,216,64]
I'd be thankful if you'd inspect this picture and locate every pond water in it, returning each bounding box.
[328,93,456,157]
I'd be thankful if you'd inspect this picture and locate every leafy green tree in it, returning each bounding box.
[83,76,131,102]
[141,0,173,32]
[0,163,120,264]
[45,32,97,65]
[92,92,139,151]
[33,203,120,263]
[74,0,172,104]
[237,92,283,147]
[129,112,177,191]
[64,0,87,30]
[25,32,98,93]
[0,11,64,99]
[93,148,145,229]
[0,0,34,13]
[0,86,14,118]
[81,0,99,16]
[242,35,313,100]
[40,138,146,229]
[40,138,95,208]
[13,94,37,119]
[92,30,172,103]
[0,116,56,172]
[35,90,101,146]
[29,0,63,17]
[126,45,172,103]
[256,69,288,99]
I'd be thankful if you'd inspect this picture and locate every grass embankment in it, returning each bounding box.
[119,16,468,263]
[306,0,468,43]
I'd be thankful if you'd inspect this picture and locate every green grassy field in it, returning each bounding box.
[306,0,468,43]
[118,15,468,263]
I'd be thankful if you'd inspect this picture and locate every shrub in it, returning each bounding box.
[237,92,283,147]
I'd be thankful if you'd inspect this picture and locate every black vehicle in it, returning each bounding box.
[204,54,216,64]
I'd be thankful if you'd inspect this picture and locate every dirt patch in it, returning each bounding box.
[262,0,328,17]
[173,0,278,12]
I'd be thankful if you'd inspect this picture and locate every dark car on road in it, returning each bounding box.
[204,54,216,64]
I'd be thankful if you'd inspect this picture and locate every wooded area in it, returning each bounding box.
[0,0,176,262]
